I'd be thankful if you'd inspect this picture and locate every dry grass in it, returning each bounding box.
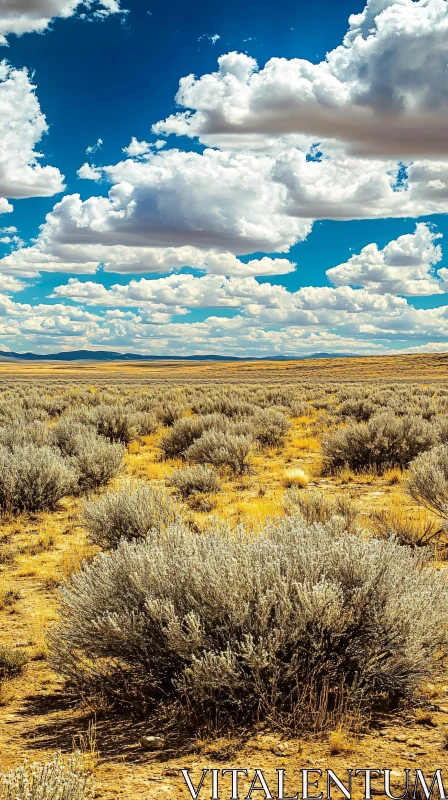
[328,728,353,755]
[283,468,309,488]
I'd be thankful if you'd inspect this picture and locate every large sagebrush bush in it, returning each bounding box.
[82,481,180,549]
[186,431,253,474]
[168,465,220,497]
[0,421,49,450]
[406,445,448,523]
[50,515,448,731]
[0,445,75,515]
[253,409,291,448]
[51,417,96,457]
[88,404,145,444]
[52,418,124,491]
[338,398,377,422]
[159,415,218,459]
[323,412,435,474]
[157,403,187,427]
[70,434,124,492]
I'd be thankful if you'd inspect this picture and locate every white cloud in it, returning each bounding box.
[0,0,125,45]
[7,141,448,280]
[0,274,26,292]
[0,62,65,206]
[0,198,13,214]
[77,163,103,181]
[0,147,312,277]
[86,138,103,154]
[122,137,151,157]
[273,152,448,220]
[198,33,221,45]
[327,222,446,295]
[3,278,448,354]
[154,0,448,157]
[0,237,297,278]
[121,138,167,157]
[49,274,410,331]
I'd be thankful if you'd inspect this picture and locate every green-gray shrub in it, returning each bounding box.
[82,481,180,549]
[253,409,291,448]
[159,414,226,459]
[406,445,448,522]
[51,417,95,457]
[50,515,448,730]
[0,445,76,515]
[323,412,435,474]
[168,465,220,497]
[0,421,49,450]
[70,434,124,492]
[89,405,138,444]
[186,431,253,474]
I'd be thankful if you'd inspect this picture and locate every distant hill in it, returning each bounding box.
[0,349,362,363]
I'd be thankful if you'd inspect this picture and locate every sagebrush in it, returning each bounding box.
[50,515,448,731]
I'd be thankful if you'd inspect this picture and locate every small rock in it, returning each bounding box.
[394,734,408,742]
[164,769,179,778]
[140,735,166,751]
[271,743,292,757]
[437,706,448,713]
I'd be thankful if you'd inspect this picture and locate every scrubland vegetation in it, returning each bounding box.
[2,372,448,796]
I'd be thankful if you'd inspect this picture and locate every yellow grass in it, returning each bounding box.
[283,468,309,488]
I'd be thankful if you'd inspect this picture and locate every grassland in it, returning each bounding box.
[1,356,448,800]
[0,351,448,382]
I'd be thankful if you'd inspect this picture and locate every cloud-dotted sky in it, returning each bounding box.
[0,0,448,356]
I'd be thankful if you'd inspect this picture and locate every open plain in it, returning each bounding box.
[1,355,448,800]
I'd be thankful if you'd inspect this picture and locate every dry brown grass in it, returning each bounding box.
[1,351,448,381]
[328,728,353,755]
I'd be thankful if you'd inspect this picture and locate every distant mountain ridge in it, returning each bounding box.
[0,349,362,363]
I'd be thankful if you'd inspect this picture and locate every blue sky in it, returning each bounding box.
[1,0,448,355]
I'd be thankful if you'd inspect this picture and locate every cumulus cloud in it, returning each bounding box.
[154,0,448,157]
[0,236,297,278]
[122,137,151,157]
[3,272,448,354]
[272,152,448,220]
[0,274,26,292]
[327,223,447,295]
[7,141,448,280]
[0,198,13,215]
[0,0,125,45]
[50,273,409,331]
[0,62,65,206]
[121,138,167,157]
[0,147,312,276]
